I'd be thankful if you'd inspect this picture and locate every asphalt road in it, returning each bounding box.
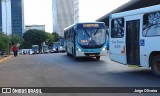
[0,53,160,96]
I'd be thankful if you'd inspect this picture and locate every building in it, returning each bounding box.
[73,0,79,23]
[25,25,45,32]
[52,0,79,36]
[0,1,2,32]
[0,0,24,36]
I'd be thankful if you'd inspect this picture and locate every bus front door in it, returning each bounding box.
[126,20,140,65]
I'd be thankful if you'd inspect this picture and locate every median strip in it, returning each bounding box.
[0,55,13,64]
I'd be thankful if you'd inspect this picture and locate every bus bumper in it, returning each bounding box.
[76,50,107,57]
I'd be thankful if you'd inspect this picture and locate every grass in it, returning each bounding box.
[0,56,5,60]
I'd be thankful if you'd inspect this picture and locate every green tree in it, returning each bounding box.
[23,29,47,49]
[52,32,60,42]
[45,32,54,47]
[0,32,10,53]
[10,35,24,46]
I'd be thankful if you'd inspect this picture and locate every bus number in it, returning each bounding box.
[114,45,121,48]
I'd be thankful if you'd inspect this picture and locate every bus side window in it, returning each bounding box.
[143,11,160,36]
[111,18,124,38]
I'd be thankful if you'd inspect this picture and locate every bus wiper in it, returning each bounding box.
[94,28,98,35]
[84,28,90,38]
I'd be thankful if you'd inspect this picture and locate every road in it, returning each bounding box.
[0,53,160,96]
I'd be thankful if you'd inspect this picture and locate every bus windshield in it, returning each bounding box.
[60,38,64,46]
[32,45,39,51]
[77,28,106,47]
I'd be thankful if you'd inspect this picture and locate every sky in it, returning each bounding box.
[24,0,130,32]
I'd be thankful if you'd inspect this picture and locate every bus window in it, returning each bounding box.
[143,11,160,36]
[77,28,106,46]
[111,18,124,38]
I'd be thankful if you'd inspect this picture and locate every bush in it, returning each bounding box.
[0,33,10,53]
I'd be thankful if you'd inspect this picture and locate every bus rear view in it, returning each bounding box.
[32,45,39,54]
[64,22,107,60]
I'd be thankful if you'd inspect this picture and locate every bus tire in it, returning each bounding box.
[96,56,100,60]
[67,52,69,56]
[72,49,77,60]
[66,47,69,56]
[73,55,77,60]
[151,55,160,76]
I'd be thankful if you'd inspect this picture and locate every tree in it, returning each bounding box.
[52,32,60,42]
[23,29,47,49]
[0,32,10,53]
[10,35,24,46]
[45,32,54,47]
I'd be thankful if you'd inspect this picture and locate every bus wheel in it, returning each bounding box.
[66,48,69,56]
[73,49,77,60]
[67,52,69,56]
[73,55,77,60]
[96,56,100,60]
[151,55,160,76]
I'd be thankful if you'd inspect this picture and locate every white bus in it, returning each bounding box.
[109,5,160,76]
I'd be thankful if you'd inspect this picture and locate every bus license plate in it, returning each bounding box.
[90,54,95,56]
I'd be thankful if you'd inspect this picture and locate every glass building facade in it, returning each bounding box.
[0,1,2,32]
[11,0,24,36]
[0,0,24,36]
[52,0,57,33]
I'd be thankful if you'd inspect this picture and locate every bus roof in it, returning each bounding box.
[110,4,160,19]
[32,45,39,47]
[64,22,105,31]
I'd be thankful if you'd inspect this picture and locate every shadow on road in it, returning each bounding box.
[64,54,106,63]
[101,69,160,81]
[93,69,160,87]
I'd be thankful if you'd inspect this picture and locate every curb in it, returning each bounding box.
[0,55,13,64]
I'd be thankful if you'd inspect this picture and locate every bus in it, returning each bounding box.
[42,45,49,53]
[64,22,107,60]
[109,5,160,76]
[32,45,39,54]
[58,37,65,52]
[52,42,60,53]
[60,37,64,46]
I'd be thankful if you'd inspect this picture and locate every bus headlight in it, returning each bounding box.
[102,46,107,51]
[76,47,82,51]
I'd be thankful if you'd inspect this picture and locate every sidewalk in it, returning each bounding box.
[0,55,13,64]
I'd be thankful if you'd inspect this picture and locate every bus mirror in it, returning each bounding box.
[106,29,109,35]
[74,33,77,36]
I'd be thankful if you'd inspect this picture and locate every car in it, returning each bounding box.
[58,45,65,52]
[29,49,34,55]
[51,47,58,53]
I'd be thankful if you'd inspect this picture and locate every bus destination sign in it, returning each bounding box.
[83,24,99,28]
